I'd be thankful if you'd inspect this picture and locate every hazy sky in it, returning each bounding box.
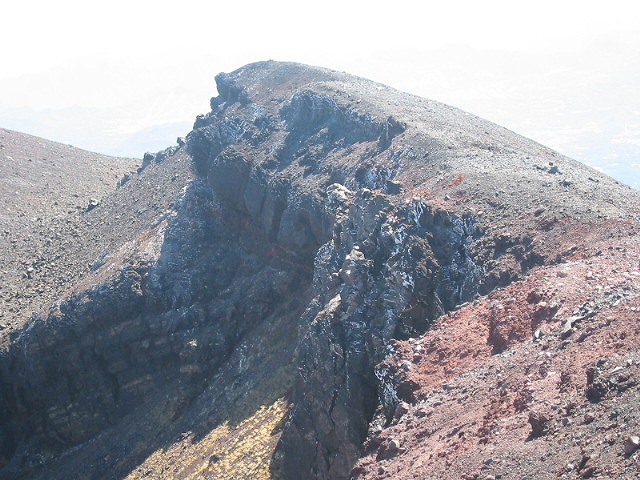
[3,0,638,78]
[2,1,640,187]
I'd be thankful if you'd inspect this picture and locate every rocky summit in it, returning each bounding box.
[1,61,639,480]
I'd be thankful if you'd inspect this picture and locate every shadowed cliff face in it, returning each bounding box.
[1,61,639,480]
[0,176,312,477]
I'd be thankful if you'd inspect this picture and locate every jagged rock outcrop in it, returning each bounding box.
[0,61,639,480]
[272,192,484,478]
[0,171,312,478]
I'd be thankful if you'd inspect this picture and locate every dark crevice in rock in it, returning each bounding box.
[93,350,121,406]
[417,209,483,312]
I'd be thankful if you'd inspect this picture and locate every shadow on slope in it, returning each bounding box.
[0,177,312,480]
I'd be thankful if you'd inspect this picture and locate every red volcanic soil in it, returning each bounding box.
[353,222,640,480]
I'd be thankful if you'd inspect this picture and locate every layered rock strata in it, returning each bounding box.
[1,61,638,480]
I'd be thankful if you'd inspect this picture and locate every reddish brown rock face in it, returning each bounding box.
[1,61,639,480]
[352,230,640,480]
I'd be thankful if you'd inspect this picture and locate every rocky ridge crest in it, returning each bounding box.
[0,61,639,479]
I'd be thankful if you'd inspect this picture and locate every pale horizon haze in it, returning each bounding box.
[2,0,639,188]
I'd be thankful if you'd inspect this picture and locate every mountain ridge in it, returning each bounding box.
[0,60,639,479]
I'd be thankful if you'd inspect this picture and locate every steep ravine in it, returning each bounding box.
[2,61,637,480]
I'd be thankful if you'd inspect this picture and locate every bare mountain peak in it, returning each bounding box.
[0,62,639,480]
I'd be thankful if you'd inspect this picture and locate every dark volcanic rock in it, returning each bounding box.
[1,61,639,480]
[274,193,483,479]
[0,172,311,478]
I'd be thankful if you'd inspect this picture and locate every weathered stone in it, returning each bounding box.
[138,152,155,173]
[528,410,550,438]
[86,198,100,211]
[561,319,574,338]
[394,401,410,420]
[142,152,155,164]
[624,435,640,455]
[547,163,561,174]
[117,173,132,187]
[388,438,400,451]
[386,180,402,195]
